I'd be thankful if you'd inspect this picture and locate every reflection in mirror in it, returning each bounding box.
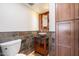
[42,15,48,27]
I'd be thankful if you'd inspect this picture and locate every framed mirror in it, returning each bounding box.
[42,15,48,27]
[39,12,49,32]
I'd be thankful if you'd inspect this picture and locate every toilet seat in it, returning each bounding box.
[16,53,26,56]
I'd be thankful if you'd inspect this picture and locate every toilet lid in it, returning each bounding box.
[16,53,26,56]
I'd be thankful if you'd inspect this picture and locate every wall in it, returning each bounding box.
[49,3,55,31]
[0,31,37,55]
[49,32,56,56]
[0,3,38,32]
[49,4,55,55]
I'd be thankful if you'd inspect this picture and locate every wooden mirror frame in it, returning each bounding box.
[39,11,49,32]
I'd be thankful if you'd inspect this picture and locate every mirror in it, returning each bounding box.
[39,12,49,32]
[42,15,48,27]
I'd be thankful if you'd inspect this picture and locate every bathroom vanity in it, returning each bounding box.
[34,32,49,56]
[37,11,49,56]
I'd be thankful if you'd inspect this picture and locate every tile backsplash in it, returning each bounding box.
[49,32,56,56]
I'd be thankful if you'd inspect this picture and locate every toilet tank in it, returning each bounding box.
[0,39,21,56]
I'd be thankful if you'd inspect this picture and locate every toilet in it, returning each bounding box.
[0,39,26,56]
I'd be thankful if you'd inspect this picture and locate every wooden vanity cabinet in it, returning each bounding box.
[34,34,48,56]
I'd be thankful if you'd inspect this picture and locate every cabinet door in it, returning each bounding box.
[55,3,75,21]
[75,20,79,55]
[56,21,74,56]
[75,4,79,19]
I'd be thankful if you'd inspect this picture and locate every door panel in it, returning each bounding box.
[58,46,71,56]
[55,3,75,21]
[75,20,79,55]
[75,4,79,19]
[56,21,74,56]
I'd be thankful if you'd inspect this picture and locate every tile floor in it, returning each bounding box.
[20,51,49,56]
[28,51,41,56]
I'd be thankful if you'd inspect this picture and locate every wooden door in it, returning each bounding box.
[56,21,74,56]
[55,3,75,21]
[75,20,79,55]
[75,4,79,19]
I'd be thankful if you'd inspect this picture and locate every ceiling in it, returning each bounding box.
[24,3,49,14]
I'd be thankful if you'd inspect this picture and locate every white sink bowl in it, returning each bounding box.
[38,32,47,35]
